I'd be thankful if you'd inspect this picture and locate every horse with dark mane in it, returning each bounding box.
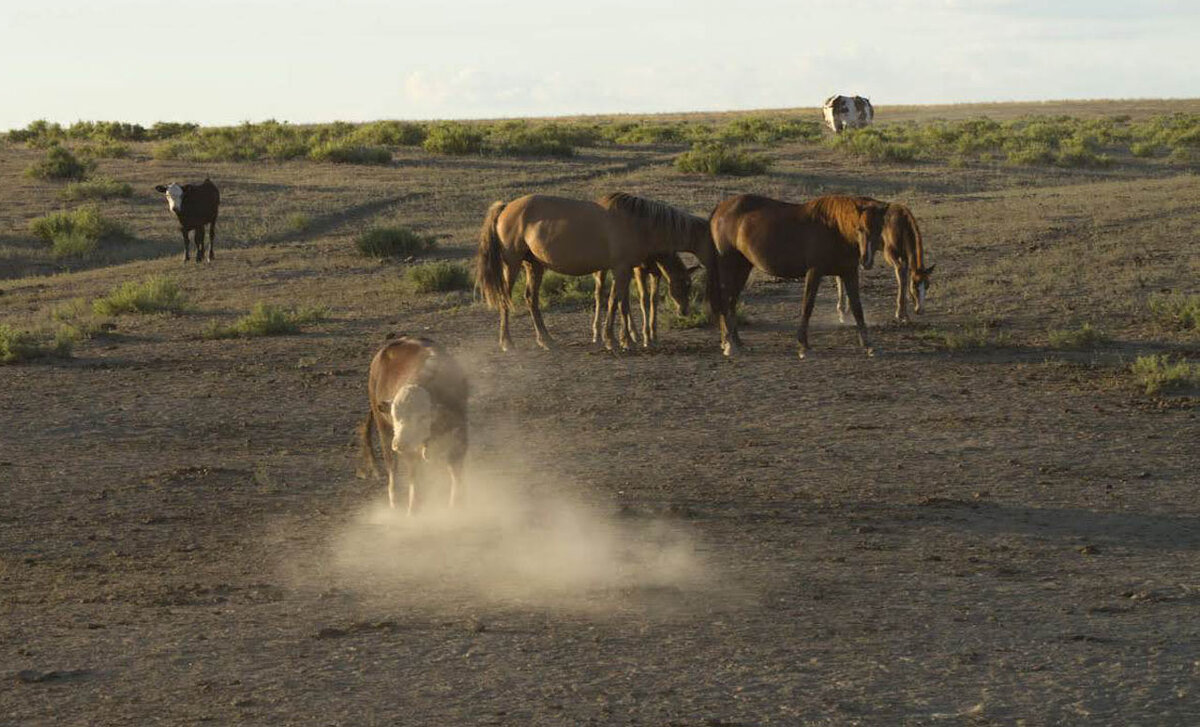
[358,336,468,514]
[475,193,722,351]
[835,202,934,324]
[710,194,887,358]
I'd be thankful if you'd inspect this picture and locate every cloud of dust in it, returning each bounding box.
[319,468,711,614]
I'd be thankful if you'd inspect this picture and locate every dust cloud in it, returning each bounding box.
[319,468,713,613]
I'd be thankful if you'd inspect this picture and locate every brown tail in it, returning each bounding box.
[356,410,382,479]
[702,211,725,321]
[475,200,510,310]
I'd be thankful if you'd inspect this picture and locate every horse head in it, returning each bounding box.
[854,201,887,270]
[656,254,696,316]
[910,264,935,313]
[390,385,434,459]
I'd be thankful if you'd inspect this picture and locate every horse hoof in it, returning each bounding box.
[722,341,738,357]
[865,347,878,358]
[797,348,811,360]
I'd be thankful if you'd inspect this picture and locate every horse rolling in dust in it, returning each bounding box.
[591,253,696,347]
[475,193,723,352]
[358,336,468,514]
[835,202,935,324]
[710,194,888,359]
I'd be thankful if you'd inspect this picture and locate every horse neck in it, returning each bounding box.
[899,207,924,271]
[801,198,859,247]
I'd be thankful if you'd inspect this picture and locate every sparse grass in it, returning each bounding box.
[1149,292,1200,332]
[423,123,485,155]
[60,177,133,201]
[25,145,95,181]
[827,127,918,162]
[484,121,581,157]
[77,140,131,159]
[350,120,426,146]
[920,324,1012,351]
[1048,323,1110,349]
[92,276,186,315]
[355,226,437,258]
[1131,354,1200,395]
[0,324,73,364]
[407,261,472,293]
[675,142,770,175]
[29,206,132,259]
[202,302,327,339]
[509,270,596,308]
[285,212,312,232]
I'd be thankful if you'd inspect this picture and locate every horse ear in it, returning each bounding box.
[154,185,167,194]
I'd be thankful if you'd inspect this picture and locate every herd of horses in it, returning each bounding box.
[361,190,933,512]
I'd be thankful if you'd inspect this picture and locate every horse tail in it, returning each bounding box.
[357,409,382,479]
[475,200,510,310]
[702,209,725,321]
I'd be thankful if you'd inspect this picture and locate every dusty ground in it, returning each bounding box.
[2,101,1199,725]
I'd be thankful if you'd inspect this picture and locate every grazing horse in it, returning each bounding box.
[154,178,219,262]
[358,336,469,514]
[475,193,722,351]
[592,253,696,347]
[835,202,935,324]
[710,194,887,358]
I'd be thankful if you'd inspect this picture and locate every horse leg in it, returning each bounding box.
[835,277,848,325]
[723,254,752,350]
[842,270,876,357]
[402,452,421,515]
[646,272,659,346]
[894,264,910,323]
[376,419,398,508]
[797,268,822,359]
[498,261,518,351]
[592,270,606,343]
[604,266,634,350]
[447,454,465,509]
[523,260,553,350]
[633,267,649,347]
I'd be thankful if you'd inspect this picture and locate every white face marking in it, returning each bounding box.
[164,183,184,213]
[390,385,433,453]
[917,282,927,309]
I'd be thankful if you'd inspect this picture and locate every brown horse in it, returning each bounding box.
[476,193,722,351]
[710,194,887,358]
[836,202,934,323]
[592,253,696,347]
[358,336,469,514]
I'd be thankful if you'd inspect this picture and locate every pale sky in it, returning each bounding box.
[1,0,1197,130]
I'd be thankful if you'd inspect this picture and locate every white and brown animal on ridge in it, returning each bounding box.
[154,178,219,262]
[358,336,469,514]
[822,95,874,133]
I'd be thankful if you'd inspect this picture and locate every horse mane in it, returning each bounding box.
[597,192,708,247]
[806,195,874,242]
[886,204,924,270]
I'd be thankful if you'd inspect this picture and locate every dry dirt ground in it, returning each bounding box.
[2,101,1199,725]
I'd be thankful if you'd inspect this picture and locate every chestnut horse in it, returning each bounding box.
[475,193,722,351]
[710,194,887,358]
[358,336,469,514]
[836,202,934,324]
[592,253,695,347]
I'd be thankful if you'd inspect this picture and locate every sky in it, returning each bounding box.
[1,0,1198,130]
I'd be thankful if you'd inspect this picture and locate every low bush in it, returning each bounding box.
[485,121,580,157]
[77,141,131,159]
[1148,292,1200,331]
[351,120,426,146]
[0,324,73,364]
[307,141,392,164]
[203,302,327,339]
[1047,323,1110,348]
[60,177,133,201]
[25,145,95,181]
[827,128,917,162]
[149,121,199,140]
[423,123,485,155]
[1131,354,1200,395]
[675,142,770,175]
[716,116,823,144]
[29,206,132,258]
[92,276,186,315]
[407,262,472,293]
[509,270,595,308]
[356,226,437,258]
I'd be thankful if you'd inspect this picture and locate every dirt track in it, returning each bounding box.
[3,105,1200,725]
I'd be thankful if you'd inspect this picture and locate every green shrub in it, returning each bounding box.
[920,325,1011,350]
[92,276,185,315]
[203,302,327,339]
[8,120,66,145]
[716,116,823,144]
[285,212,312,232]
[1130,141,1159,158]
[351,120,426,146]
[1005,143,1055,166]
[509,270,595,308]
[827,128,917,162]
[307,140,392,164]
[66,120,147,141]
[606,122,704,145]
[60,177,133,201]
[407,261,472,292]
[355,226,436,258]
[77,140,131,159]
[25,145,95,181]
[1047,323,1110,348]
[1131,354,1200,395]
[30,206,131,259]
[423,123,485,155]
[485,121,578,157]
[1149,292,1200,331]
[149,121,199,140]
[675,142,770,175]
[0,324,73,363]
